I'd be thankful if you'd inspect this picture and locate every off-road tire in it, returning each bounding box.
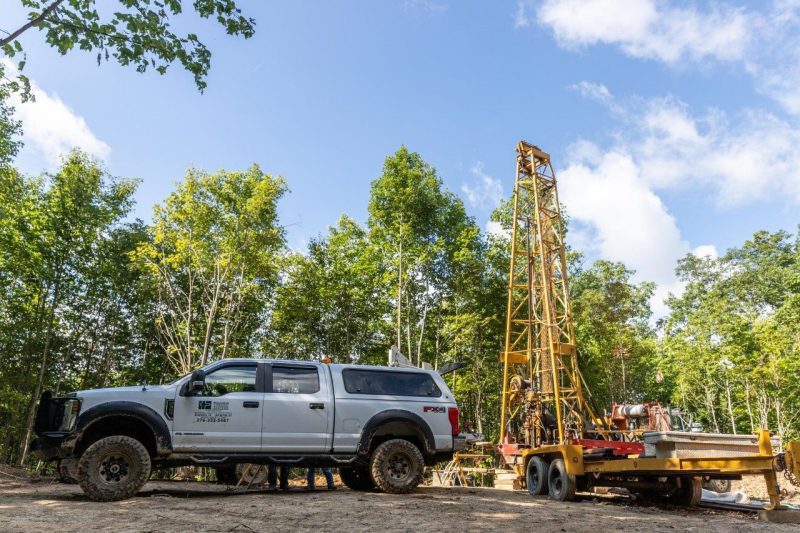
[77,435,152,502]
[673,477,702,506]
[702,478,731,493]
[58,457,78,484]
[369,439,424,494]
[526,456,549,496]
[547,458,577,502]
[339,466,376,491]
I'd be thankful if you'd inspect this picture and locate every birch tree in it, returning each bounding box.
[132,165,286,375]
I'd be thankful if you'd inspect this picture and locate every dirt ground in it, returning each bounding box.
[733,474,800,503]
[2,470,799,533]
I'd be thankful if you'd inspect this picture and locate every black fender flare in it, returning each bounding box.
[356,410,436,456]
[74,401,172,456]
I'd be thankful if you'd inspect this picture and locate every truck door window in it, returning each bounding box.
[272,366,320,394]
[202,365,257,397]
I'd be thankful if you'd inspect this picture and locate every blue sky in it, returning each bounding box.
[5,0,800,315]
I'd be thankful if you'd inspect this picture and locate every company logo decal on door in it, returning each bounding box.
[194,400,232,423]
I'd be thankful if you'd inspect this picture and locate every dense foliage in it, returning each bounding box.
[1,0,255,97]
[0,119,797,465]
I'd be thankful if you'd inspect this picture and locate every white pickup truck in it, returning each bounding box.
[32,359,465,501]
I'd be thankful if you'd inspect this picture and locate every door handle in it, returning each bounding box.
[309,403,325,410]
[243,401,260,408]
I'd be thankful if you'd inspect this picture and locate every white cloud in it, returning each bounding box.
[402,0,447,14]
[574,84,800,206]
[485,220,508,239]
[559,83,800,316]
[534,1,800,118]
[747,3,800,116]
[462,162,504,210]
[514,0,532,28]
[570,81,614,107]
[692,244,719,259]
[537,0,750,64]
[559,149,689,298]
[4,62,110,170]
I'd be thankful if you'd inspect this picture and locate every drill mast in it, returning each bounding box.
[500,141,603,450]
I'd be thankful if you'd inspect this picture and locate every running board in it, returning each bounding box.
[165,453,361,468]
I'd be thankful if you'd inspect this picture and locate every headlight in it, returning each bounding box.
[58,399,81,431]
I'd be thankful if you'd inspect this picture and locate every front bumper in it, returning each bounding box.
[31,433,74,461]
[32,392,81,461]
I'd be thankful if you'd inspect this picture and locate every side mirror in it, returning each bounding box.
[182,369,206,396]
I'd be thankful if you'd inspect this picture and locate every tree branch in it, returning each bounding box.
[0,0,65,48]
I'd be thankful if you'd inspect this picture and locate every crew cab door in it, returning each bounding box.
[261,363,332,452]
[172,362,264,452]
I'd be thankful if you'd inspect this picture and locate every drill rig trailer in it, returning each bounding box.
[507,430,794,508]
[498,141,800,510]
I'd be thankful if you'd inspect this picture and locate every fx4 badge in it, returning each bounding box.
[423,406,446,413]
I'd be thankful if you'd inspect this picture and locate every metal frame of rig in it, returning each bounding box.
[498,140,800,509]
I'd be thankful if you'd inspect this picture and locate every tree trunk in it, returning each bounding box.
[405,290,413,359]
[724,373,737,434]
[185,270,193,372]
[415,304,427,367]
[744,379,755,433]
[703,383,719,433]
[396,238,402,349]
[200,273,222,367]
[18,279,61,465]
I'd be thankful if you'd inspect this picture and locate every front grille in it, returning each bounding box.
[34,393,80,434]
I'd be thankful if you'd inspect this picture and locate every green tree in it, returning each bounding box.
[132,165,286,375]
[662,230,800,438]
[570,258,658,407]
[0,151,138,464]
[367,146,484,366]
[1,0,255,96]
[269,215,389,363]
[0,92,22,166]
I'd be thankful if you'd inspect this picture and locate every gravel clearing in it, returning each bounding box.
[2,471,799,532]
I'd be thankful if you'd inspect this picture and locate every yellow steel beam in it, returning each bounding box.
[582,455,775,475]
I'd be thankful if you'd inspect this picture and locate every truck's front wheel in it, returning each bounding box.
[369,439,424,494]
[58,457,78,484]
[339,466,375,491]
[77,435,152,501]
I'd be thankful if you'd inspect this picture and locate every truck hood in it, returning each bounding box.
[75,384,174,397]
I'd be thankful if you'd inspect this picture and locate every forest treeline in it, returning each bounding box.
[1,146,798,465]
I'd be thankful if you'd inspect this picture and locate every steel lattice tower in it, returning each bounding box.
[499,141,602,449]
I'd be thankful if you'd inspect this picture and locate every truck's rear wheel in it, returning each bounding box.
[702,478,731,493]
[369,439,424,494]
[58,457,78,484]
[526,456,549,496]
[547,458,577,501]
[673,477,702,506]
[339,466,376,491]
[77,435,152,501]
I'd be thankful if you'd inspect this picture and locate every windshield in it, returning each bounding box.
[167,372,191,386]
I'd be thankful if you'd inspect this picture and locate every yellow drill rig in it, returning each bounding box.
[498,140,800,509]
